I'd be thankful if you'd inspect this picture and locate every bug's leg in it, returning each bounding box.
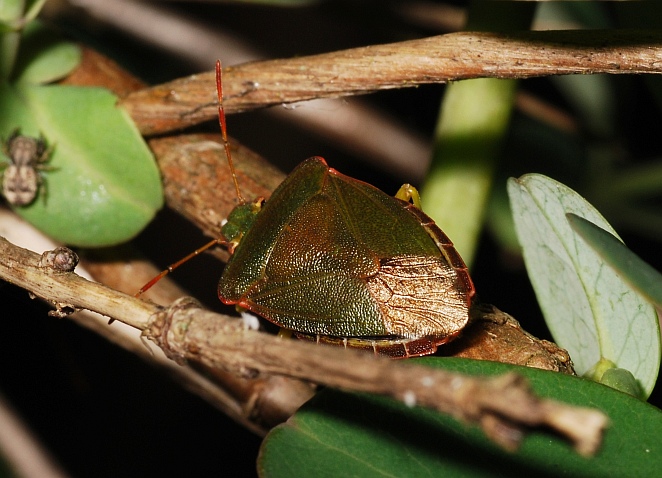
[36,163,57,173]
[0,137,9,159]
[39,171,48,205]
[34,153,57,206]
[35,133,55,166]
[0,161,9,199]
[39,146,55,165]
[3,129,20,158]
[395,183,422,209]
[277,328,294,339]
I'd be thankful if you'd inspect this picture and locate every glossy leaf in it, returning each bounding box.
[258,357,662,478]
[0,82,163,247]
[507,174,659,397]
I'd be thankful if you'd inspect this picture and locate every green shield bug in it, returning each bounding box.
[140,61,475,358]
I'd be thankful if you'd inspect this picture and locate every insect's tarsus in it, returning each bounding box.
[216,60,245,204]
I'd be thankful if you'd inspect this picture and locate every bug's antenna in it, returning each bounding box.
[133,62,239,298]
[216,60,245,204]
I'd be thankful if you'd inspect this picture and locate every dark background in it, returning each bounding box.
[1,1,660,476]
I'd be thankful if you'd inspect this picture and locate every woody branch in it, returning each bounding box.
[0,236,606,456]
[116,29,662,135]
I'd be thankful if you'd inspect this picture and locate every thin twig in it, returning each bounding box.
[120,29,662,135]
[0,206,314,433]
[0,236,607,455]
[80,248,316,432]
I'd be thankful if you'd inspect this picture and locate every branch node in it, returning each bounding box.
[39,247,79,272]
[144,296,199,365]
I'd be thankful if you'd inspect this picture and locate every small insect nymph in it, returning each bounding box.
[1,129,54,206]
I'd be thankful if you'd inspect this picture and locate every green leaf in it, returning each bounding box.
[507,174,660,397]
[0,82,163,247]
[12,20,81,84]
[258,358,662,478]
[567,212,662,308]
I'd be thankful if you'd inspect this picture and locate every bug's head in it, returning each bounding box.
[221,197,264,253]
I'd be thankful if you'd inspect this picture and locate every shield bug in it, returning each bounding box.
[1,130,54,206]
[218,156,475,358]
[141,61,475,358]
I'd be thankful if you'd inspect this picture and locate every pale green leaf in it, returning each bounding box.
[0,82,163,247]
[567,212,662,308]
[507,174,660,397]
